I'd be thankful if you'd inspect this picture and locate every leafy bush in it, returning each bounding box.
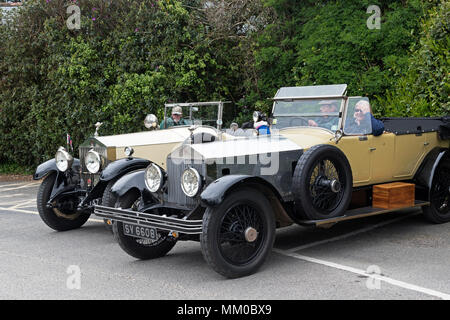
[0,0,242,166]
[380,1,449,117]
[0,0,446,170]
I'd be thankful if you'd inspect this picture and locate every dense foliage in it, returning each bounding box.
[0,0,448,167]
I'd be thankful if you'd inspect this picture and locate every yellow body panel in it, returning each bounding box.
[279,127,449,187]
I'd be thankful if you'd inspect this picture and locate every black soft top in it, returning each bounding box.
[381,116,450,139]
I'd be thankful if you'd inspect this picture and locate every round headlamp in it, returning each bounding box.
[145,163,164,193]
[85,150,102,174]
[181,168,202,197]
[124,146,134,157]
[144,114,158,129]
[55,147,73,172]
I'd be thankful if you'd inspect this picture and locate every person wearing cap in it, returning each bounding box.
[160,106,188,129]
[308,100,340,130]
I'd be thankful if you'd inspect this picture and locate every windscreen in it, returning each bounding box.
[272,99,342,131]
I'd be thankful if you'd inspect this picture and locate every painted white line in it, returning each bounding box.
[285,211,420,252]
[9,200,37,209]
[0,200,36,206]
[274,249,450,300]
[0,193,25,199]
[0,182,40,192]
[0,206,104,223]
[0,182,29,188]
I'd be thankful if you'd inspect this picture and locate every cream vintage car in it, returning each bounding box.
[94,85,450,278]
[33,101,243,232]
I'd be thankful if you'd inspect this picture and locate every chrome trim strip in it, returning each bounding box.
[94,205,203,234]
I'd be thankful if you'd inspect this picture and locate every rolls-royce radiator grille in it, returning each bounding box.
[166,157,205,208]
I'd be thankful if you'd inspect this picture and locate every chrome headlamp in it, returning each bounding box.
[85,150,102,174]
[144,114,158,129]
[145,163,164,193]
[124,146,134,157]
[55,147,73,172]
[181,168,202,197]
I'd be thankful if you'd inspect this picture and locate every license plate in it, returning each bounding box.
[123,223,158,240]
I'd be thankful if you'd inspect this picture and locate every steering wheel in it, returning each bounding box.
[289,117,310,127]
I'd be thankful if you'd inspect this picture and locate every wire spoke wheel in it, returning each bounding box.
[308,158,345,215]
[430,165,450,215]
[113,191,176,259]
[201,187,275,278]
[292,145,352,221]
[423,162,450,224]
[218,203,265,266]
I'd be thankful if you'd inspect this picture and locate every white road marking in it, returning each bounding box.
[0,200,36,206]
[0,193,25,199]
[274,249,450,300]
[9,200,37,209]
[0,206,104,223]
[0,182,29,188]
[0,182,40,192]
[285,211,420,252]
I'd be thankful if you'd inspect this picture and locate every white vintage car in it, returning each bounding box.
[34,101,250,232]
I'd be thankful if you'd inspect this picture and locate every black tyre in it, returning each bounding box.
[423,161,450,223]
[292,144,353,220]
[37,173,90,231]
[200,187,276,278]
[112,191,176,260]
[101,179,119,233]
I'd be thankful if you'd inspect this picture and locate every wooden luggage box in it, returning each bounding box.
[372,182,415,209]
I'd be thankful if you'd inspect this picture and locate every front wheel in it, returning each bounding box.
[113,191,177,259]
[101,179,119,233]
[200,187,276,278]
[37,173,90,231]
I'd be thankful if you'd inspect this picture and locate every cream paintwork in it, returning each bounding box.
[90,126,240,170]
[278,127,449,187]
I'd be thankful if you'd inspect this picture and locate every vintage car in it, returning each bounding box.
[94,84,450,278]
[34,101,234,232]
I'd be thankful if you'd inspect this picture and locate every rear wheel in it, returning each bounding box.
[200,187,276,278]
[37,173,90,231]
[423,162,450,223]
[112,191,176,259]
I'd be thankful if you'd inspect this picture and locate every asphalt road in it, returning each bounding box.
[1,181,449,300]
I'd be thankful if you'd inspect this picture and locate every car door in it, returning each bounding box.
[392,133,427,178]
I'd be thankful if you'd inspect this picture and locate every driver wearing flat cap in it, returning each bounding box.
[308,100,340,130]
[160,106,188,129]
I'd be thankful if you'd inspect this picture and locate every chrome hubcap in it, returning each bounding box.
[244,227,258,243]
[330,179,341,193]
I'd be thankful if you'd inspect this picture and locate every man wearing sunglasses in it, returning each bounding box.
[346,100,384,136]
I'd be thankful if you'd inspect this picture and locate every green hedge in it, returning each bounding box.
[0,0,447,168]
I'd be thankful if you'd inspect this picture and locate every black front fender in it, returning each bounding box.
[100,158,151,182]
[79,158,151,205]
[111,169,148,198]
[200,175,253,206]
[34,158,80,180]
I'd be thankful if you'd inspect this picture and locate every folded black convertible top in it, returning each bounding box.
[381,116,450,139]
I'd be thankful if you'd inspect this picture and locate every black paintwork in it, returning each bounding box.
[381,117,450,136]
[78,157,151,206]
[100,157,150,182]
[414,147,449,200]
[111,169,148,198]
[34,158,80,180]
